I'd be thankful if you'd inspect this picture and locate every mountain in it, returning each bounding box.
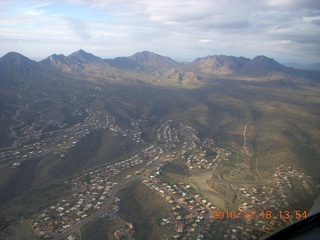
[239,55,289,77]
[128,51,178,72]
[191,55,250,75]
[191,54,320,83]
[39,54,75,71]
[38,50,117,82]
[0,52,44,85]
[40,50,107,71]
[192,55,288,77]
[68,49,103,64]
[0,52,41,76]
[242,56,320,82]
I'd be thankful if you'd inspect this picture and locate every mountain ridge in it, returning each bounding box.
[191,55,251,75]
[1,50,319,87]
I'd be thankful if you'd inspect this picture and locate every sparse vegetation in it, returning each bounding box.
[117,182,174,240]
[0,50,319,239]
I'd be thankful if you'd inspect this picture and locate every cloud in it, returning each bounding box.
[265,0,320,9]
[281,40,294,45]
[0,0,319,63]
[16,2,51,16]
[198,39,212,43]
[63,17,92,40]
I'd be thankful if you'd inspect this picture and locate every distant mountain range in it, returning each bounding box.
[284,62,320,71]
[1,50,319,88]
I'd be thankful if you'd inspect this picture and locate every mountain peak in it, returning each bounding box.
[0,52,41,81]
[139,50,155,55]
[239,55,288,77]
[39,53,73,68]
[68,49,102,63]
[0,52,34,64]
[252,55,278,64]
[49,54,68,62]
[69,49,89,57]
[130,51,164,61]
[129,51,177,71]
[252,55,286,69]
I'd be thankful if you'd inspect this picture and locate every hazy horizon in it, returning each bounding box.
[2,49,320,66]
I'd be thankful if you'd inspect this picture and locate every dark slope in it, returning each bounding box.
[105,57,143,71]
[0,52,42,78]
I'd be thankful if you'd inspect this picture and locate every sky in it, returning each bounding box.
[0,0,319,63]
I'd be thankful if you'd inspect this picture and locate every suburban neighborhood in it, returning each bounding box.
[25,119,317,239]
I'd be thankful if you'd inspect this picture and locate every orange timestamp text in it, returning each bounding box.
[212,210,307,220]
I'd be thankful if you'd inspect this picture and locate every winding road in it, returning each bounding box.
[5,98,51,150]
